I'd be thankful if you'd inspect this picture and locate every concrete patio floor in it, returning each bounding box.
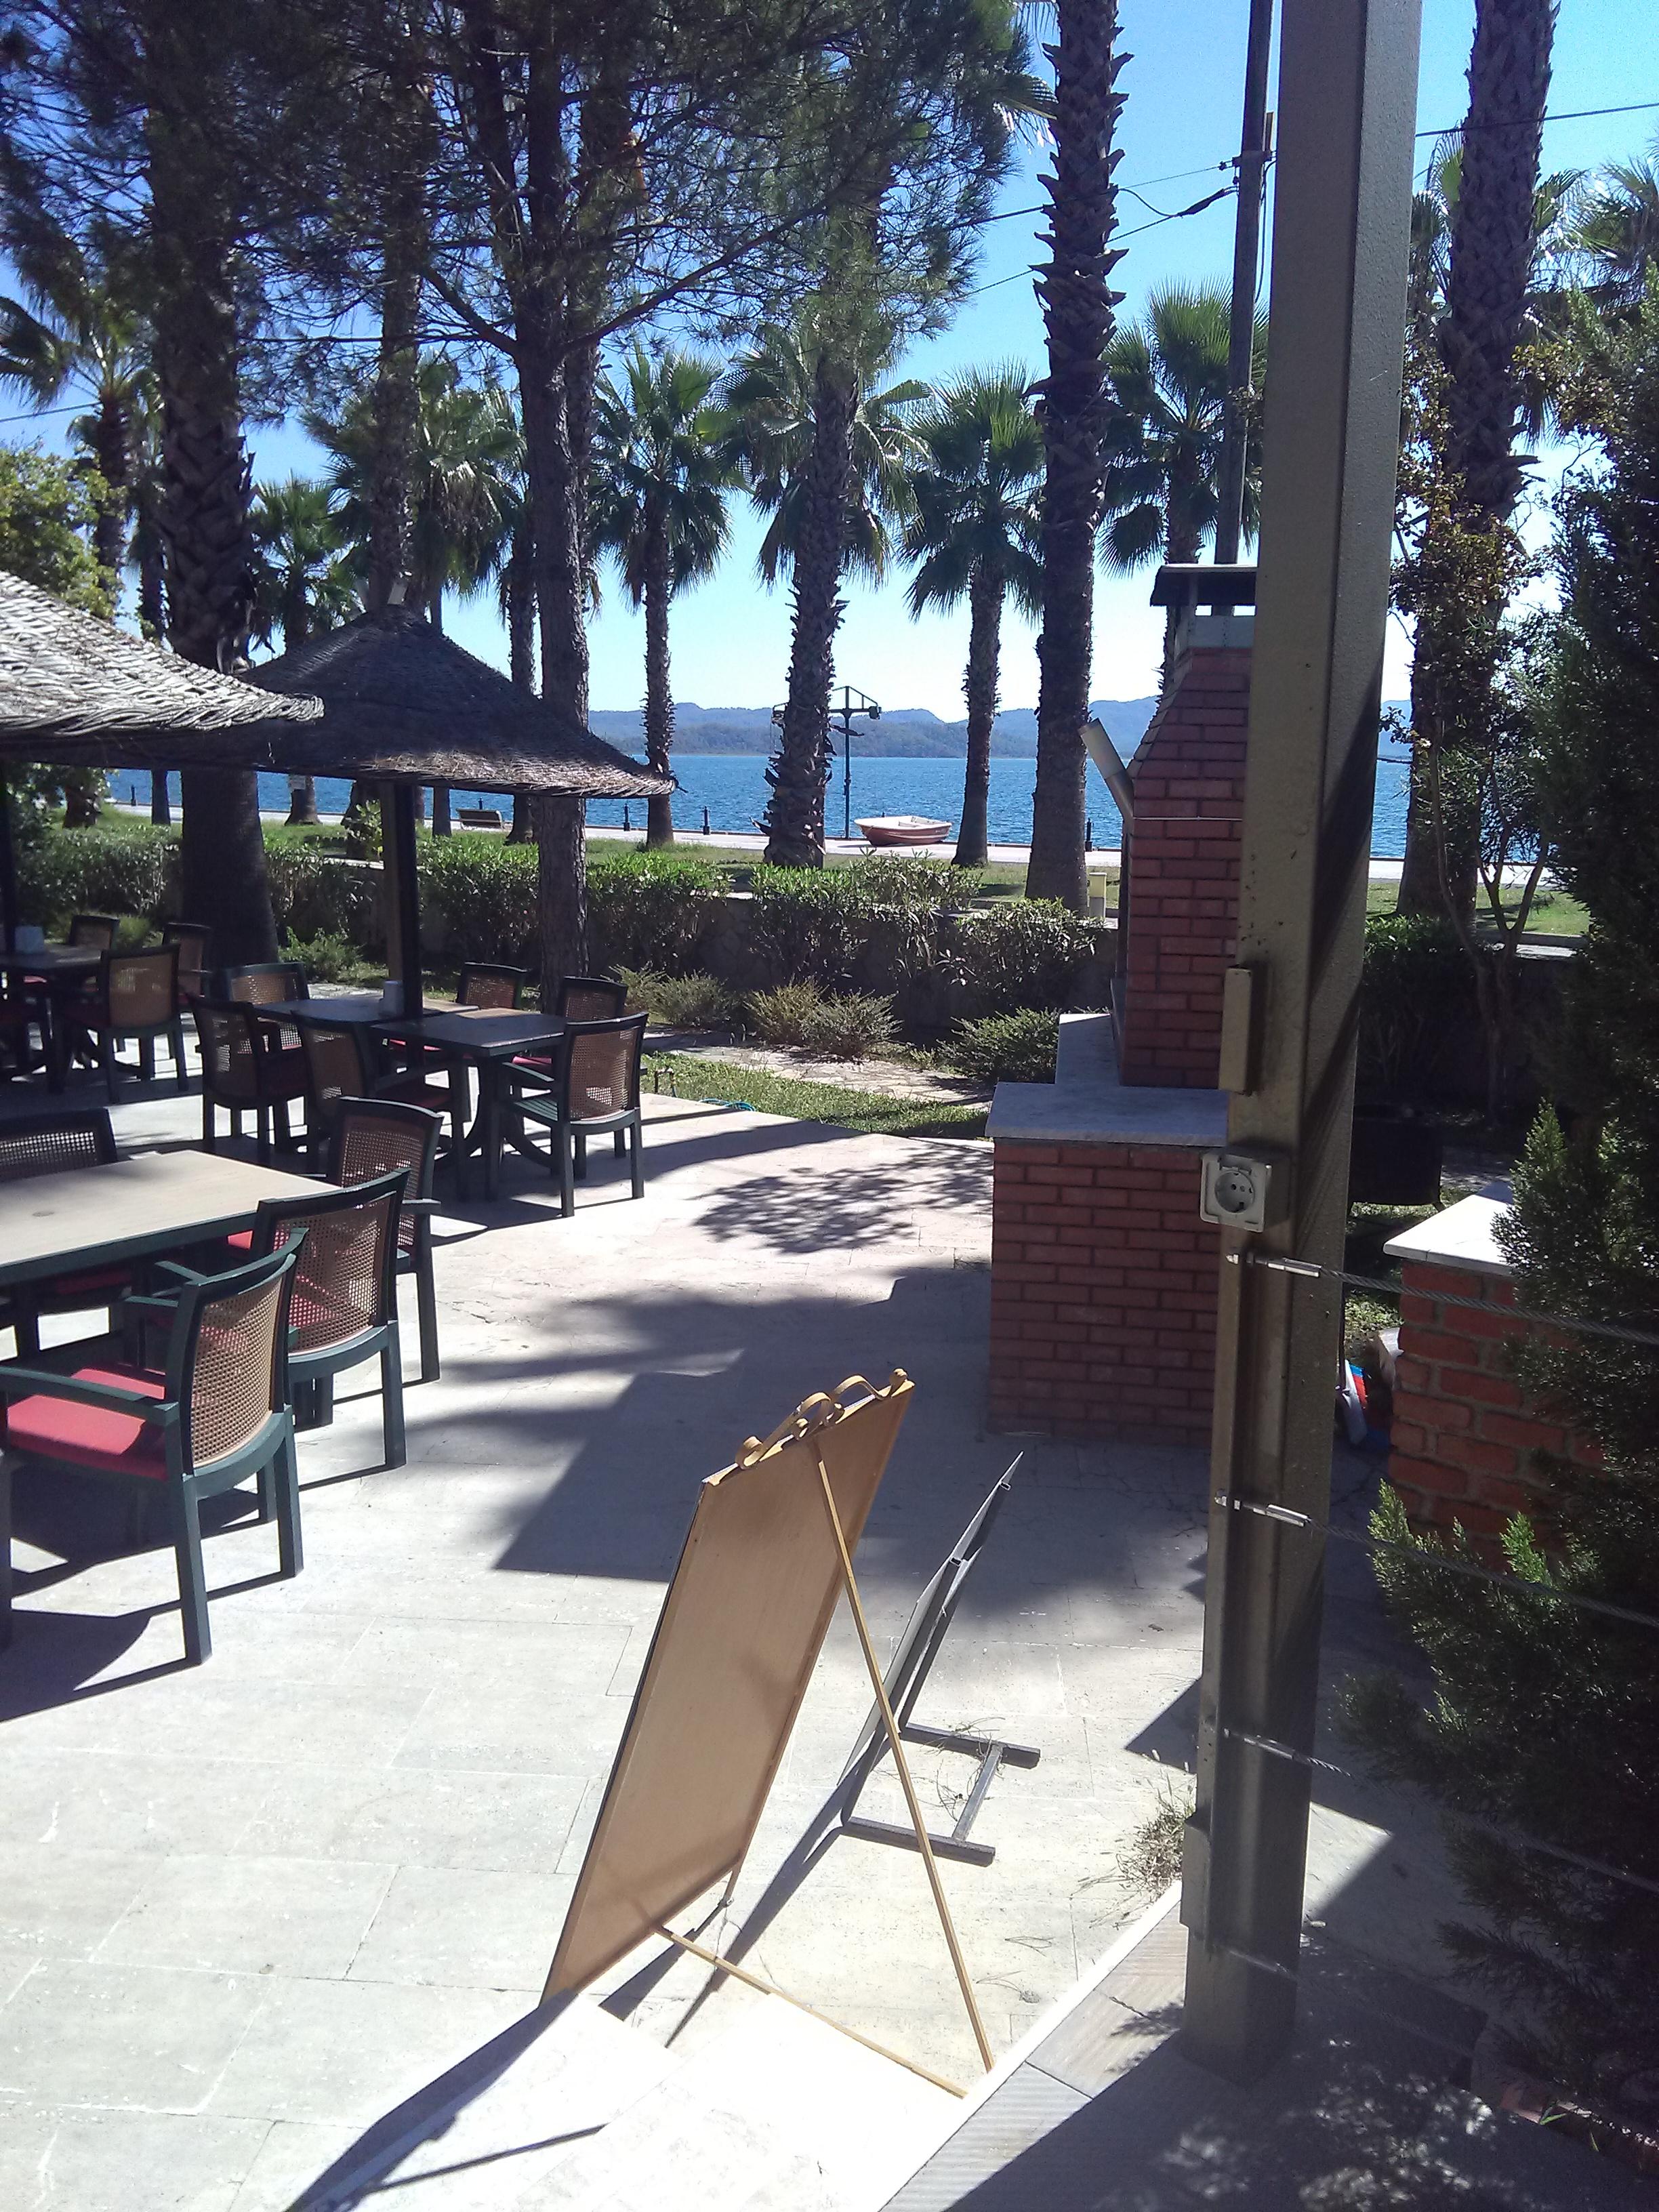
[0,1058,1553,2206]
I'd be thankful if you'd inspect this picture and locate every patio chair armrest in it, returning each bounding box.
[0,1364,178,1421]
[153,1261,211,1288]
[400,1197,441,1218]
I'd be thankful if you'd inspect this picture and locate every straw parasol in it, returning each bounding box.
[0,573,321,947]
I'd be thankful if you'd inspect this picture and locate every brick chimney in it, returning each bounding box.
[1115,614,1252,1088]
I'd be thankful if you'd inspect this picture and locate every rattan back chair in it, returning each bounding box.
[458,962,527,1009]
[556,975,628,1023]
[0,1109,123,1357]
[329,1099,445,1384]
[511,1010,648,1216]
[0,1244,302,1662]
[66,914,119,950]
[76,945,186,1094]
[247,1169,407,1468]
[162,920,212,1006]
[220,960,308,1008]
[0,969,46,1082]
[192,1000,308,1163]
[300,1021,456,1162]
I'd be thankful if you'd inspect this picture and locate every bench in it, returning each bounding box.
[456,806,505,832]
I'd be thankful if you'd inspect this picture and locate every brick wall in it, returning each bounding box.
[989,1139,1220,1445]
[1387,1257,1597,1557]
[1117,644,1250,1089]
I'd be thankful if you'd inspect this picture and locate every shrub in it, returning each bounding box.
[949,899,1093,1015]
[620,967,735,1029]
[745,979,825,1046]
[419,836,536,962]
[16,822,178,930]
[284,928,371,983]
[1357,912,1476,1099]
[798,991,897,1060]
[945,1008,1059,1084]
[264,842,382,949]
[587,848,718,974]
[745,868,862,986]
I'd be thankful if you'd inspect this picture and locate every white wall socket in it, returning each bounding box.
[1200,1151,1273,1233]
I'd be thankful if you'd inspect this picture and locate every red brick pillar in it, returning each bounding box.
[1117,643,1250,1088]
[989,1137,1221,1445]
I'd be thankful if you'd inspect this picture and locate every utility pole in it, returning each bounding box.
[1179,0,1421,2082]
[1212,0,1276,567]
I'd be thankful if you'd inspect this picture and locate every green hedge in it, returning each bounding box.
[587,849,718,973]
[16,822,178,929]
[948,899,1095,1015]
[264,839,382,947]
[418,837,535,962]
[1357,912,1477,1099]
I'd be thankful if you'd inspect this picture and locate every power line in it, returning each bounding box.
[1416,96,1659,139]
[980,157,1237,229]
[966,184,1238,302]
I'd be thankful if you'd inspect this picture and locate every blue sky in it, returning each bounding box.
[14,1,1654,718]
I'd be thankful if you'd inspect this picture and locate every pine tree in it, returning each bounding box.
[1344,296,1659,2129]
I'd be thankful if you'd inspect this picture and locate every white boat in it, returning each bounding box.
[857,815,951,848]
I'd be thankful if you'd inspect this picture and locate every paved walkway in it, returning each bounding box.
[0,1060,1483,2205]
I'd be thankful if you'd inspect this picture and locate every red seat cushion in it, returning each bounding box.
[224,1229,254,1254]
[5,1363,168,1477]
[40,1265,132,1301]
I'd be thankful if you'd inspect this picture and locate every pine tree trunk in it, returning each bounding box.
[365,19,428,615]
[506,537,536,844]
[1027,0,1126,912]
[89,389,133,592]
[642,501,675,848]
[144,10,276,967]
[956,567,1001,868]
[766,353,855,869]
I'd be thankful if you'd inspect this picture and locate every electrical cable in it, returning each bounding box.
[965,184,1238,302]
[1416,96,1659,139]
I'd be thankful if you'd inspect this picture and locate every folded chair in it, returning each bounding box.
[0,1111,129,1357]
[0,1245,302,1661]
[162,920,213,1008]
[510,1012,648,1216]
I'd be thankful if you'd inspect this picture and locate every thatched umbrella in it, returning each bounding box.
[242,603,672,1012]
[0,572,321,949]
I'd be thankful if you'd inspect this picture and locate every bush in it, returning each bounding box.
[949,899,1094,1015]
[945,1008,1059,1084]
[16,822,178,930]
[621,968,735,1029]
[1357,912,1476,1099]
[798,991,897,1060]
[745,868,863,986]
[745,979,826,1046]
[419,836,536,962]
[588,848,718,974]
[284,928,372,983]
[264,841,382,949]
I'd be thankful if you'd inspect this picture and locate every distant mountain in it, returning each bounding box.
[586,697,1160,760]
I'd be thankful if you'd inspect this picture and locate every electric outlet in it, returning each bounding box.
[1200,1150,1273,1233]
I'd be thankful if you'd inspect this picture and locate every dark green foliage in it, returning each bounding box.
[745,979,832,1046]
[1347,302,1659,2126]
[264,840,380,948]
[17,822,176,928]
[1357,912,1477,1099]
[945,1008,1059,1084]
[586,849,719,975]
[948,898,1094,1015]
[419,838,536,964]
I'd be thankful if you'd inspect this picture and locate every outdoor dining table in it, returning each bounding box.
[0,1149,326,1293]
[0,945,102,1092]
[253,998,567,1200]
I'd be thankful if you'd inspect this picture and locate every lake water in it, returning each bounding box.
[115,753,1414,857]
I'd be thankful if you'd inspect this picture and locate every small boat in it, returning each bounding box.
[857,815,951,848]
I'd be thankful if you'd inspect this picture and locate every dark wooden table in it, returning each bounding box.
[255,999,567,1199]
[0,945,103,1091]
[0,1150,325,1291]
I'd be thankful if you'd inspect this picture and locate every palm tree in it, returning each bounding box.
[1570,140,1659,312]
[249,478,359,825]
[1026,0,1128,912]
[313,359,519,832]
[722,302,928,863]
[0,234,152,592]
[590,345,734,846]
[1099,284,1267,687]
[903,369,1043,867]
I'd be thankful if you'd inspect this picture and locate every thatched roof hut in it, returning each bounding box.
[245,603,671,798]
[0,571,320,760]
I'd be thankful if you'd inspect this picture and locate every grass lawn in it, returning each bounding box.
[647,1052,989,1141]
[1363,877,1587,935]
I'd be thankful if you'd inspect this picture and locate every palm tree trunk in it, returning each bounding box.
[89,389,134,592]
[642,500,675,848]
[285,776,320,828]
[1404,0,1555,925]
[427,585,451,836]
[149,773,171,827]
[144,14,276,967]
[956,567,1002,868]
[1027,0,1126,912]
[766,352,855,869]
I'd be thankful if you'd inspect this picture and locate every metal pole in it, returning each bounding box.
[1212,0,1276,567]
[0,767,18,951]
[842,693,853,844]
[1179,0,1421,2082]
